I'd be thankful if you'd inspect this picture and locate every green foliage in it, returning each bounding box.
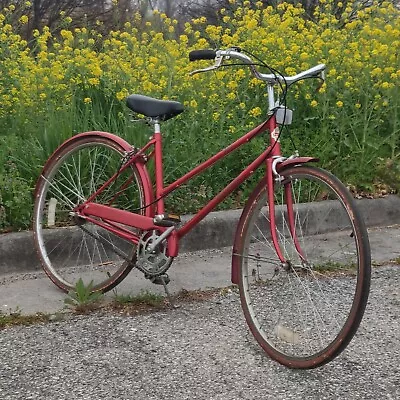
[64,278,104,312]
[0,1,399,229]
[376,157,400,193]
[0,158,33,231]
[112,289,164,307]
[0,308,50,329]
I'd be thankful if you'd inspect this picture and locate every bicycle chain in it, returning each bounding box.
[78,225,147,274]
[79,225,170,277]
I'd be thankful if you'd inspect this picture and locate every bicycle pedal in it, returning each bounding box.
[149,274,170,285]
[153,214,181,227]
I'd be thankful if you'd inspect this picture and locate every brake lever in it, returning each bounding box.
[189,65,218,76]
[189,54,224,76]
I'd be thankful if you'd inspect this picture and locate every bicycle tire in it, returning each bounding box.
[33,134,149,293]
[234,165,371,369]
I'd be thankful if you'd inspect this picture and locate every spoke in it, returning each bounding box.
[234,252,281,265]
[89,147,99,195]
[61,159,84,200]
[42,176,77,209]
[323,239,357,262]
[54,167,86,203]
[72,151,84,200]
[287,268,327,349]
[285,272,312,349]
[79,226,130,261]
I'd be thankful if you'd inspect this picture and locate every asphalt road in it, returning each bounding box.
[0,263,399,400]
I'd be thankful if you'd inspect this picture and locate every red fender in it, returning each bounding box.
[276,156,318,172]
[34,131,155,217]
[231,156,318,284]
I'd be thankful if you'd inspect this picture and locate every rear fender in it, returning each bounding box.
[231,156,317,284]
[35,131,155,217]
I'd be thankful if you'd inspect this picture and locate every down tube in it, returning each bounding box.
[177,149,270,238]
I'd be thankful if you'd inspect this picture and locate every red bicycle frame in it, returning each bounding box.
[69,50,326,264]
[77,109,314,261]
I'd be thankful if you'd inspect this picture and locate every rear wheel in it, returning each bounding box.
[33,135,147,293]
[235,166,371,369]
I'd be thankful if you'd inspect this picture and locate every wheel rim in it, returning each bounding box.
[239,168,369,367]
[34,139,144,292]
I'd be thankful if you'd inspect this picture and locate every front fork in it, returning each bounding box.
[266,157,306,264]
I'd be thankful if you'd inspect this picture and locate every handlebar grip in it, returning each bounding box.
[189,49,217,61]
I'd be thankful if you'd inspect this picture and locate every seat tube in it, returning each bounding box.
[153,120,165,214]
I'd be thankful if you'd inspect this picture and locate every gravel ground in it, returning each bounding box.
[0,265,399,400]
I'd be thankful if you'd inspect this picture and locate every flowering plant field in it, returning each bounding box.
[0,0,399,229]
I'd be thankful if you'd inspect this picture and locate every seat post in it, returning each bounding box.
[151,118,165,214]
[153,119,161,136]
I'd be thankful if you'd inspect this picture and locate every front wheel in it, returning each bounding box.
[234,166,371,369]
[33,134,149,293]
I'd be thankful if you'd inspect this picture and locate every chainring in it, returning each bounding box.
[136,230,173,277]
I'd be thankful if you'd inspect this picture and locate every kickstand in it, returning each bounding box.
[150,274,179,309]
[160,276,179,309]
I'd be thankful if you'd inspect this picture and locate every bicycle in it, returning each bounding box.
[33,47,371,369]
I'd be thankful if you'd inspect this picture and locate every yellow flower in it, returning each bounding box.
[327,68,337,78]
[336,101,343,108]
[249,107,262,117]
[116,90,127,101]
[310,100,318,107]
[19,15,29,24]
[88,78,100,86]
[371,67,382,77]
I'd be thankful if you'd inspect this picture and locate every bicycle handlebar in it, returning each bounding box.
[189,48,325,86]
[189,49,217,61]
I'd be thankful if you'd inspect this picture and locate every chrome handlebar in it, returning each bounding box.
[189,48,325,86]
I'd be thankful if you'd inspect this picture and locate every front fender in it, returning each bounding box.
[276,156,318,172]
[231,156,318,285]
